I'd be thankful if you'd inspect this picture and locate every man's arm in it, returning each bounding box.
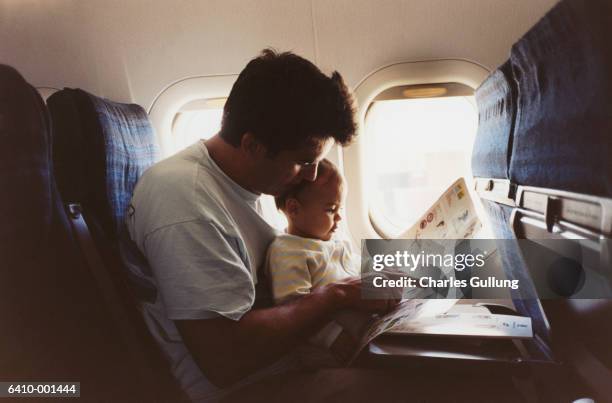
[175,278,392,388]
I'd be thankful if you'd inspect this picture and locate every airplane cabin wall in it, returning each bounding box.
[2,0,558,109]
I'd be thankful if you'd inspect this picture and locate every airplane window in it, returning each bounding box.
[171,98,225,153]
[365,83,478,236]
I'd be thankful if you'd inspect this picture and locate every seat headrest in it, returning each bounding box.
[509,0,612,197]
[0,64,53,258]
[48,89,159,239]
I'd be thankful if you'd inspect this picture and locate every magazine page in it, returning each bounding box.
[386,304,533,339]
[399,177,481,240]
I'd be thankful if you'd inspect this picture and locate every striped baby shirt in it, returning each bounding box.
[265,233,358,305]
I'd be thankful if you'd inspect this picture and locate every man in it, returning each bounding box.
[123,49,394,402]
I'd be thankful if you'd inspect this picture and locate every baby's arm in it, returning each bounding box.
[267,242,314,305]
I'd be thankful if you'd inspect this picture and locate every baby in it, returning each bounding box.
[267,158,356,300]
[265,159,362,366]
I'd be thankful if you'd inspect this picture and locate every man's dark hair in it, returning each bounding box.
[220,49,356,155]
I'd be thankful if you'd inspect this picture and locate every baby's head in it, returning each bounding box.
[275,159,345,241]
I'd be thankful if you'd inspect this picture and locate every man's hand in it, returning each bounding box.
[315,276,401,315]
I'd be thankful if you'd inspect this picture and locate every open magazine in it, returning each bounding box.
[331,299,459,365]
[385,303,532,339]
[332,178,501,365]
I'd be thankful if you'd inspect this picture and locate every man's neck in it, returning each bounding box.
[204,135,259,194]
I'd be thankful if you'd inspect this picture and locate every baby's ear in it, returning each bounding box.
[285,197,300,217]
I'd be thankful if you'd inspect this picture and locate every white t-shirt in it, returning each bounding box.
[122,141,295,402]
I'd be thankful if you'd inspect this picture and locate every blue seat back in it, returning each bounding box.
[47,88,183,399]
[48,89,159,240]
[509,0,612,197]
[0,65,53,257]
[472,0,612,361]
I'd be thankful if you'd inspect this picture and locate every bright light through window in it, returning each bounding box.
[172,109,223,152]
[172,99,225,153]
[366,94,478,236]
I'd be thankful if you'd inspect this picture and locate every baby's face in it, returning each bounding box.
[289,176,345,241]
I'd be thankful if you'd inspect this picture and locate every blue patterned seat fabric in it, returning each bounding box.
[91,94,160,237]
[471,60,516,180]
[48,89,159,239]
[509,0,612,197]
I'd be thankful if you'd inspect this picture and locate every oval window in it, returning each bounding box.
[365,83,478,236]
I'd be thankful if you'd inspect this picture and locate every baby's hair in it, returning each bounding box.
[275,159,342,211]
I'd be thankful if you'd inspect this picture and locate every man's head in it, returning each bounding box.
[275,159,345,241]
[219,49,356,195]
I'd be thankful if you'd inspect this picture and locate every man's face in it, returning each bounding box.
[253,137,334,196]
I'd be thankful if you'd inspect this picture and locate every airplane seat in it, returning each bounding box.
[509,0,612,197]
[47,89,159,240]
[473,0,612,399]
[0,64,161,400]
[46,89,186,400]
[472,60,552,356]
[509,0,612,396]
[0,65,53,262]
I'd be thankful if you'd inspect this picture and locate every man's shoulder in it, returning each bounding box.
[129,144,232,235]
[137,144,221,202]
[140,145,200,187]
